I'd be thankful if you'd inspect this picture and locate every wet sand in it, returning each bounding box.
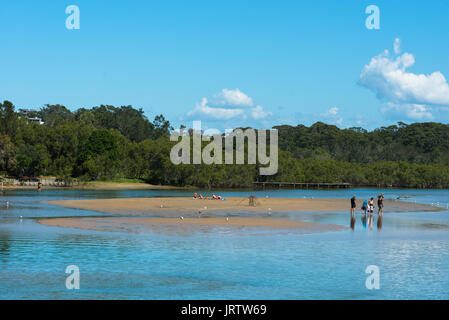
[38,216,345,234]
[47,197,438,215]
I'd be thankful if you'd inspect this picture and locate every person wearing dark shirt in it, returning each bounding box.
[377,193,384,216]
[350,196,356,218]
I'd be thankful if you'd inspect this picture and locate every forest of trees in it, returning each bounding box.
[1,100,449,188]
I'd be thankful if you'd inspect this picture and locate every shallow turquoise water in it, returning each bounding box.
[0,188,449,299]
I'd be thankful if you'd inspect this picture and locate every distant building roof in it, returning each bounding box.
[28,117,45,125]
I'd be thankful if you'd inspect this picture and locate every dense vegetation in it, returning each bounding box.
[1,100,449,188]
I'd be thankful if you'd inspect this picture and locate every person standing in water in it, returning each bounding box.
[368,197,375,215]
[350,196,356,218]
[377,193,384,216]
[361,199,368,215]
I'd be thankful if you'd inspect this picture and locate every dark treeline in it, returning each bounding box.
[275,122,449,165]
[1,100,449,188]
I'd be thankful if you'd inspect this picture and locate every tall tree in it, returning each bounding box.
[0,134,16,173]
[152,114,172,139]
[0,100,18,138]
[41,104,74,127]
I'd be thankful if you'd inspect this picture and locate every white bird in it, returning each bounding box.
[179,216,184,220]
[6,201,9,208]
[160,204,164,208]
[226,217,229,222]
[204,206,207,210]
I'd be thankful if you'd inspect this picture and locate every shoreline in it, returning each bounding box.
[4,180,449,191]
[1,182,183,191]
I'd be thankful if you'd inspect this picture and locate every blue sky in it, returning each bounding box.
[1,0,448,130]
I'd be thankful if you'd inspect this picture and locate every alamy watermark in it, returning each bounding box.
[66,5,80,30]
[365,5,380,30]
[65,265,80,290]
[63,5,379,31]
[170,121,278,175]
[365,265,380,290]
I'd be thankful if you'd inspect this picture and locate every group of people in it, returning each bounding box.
[350,194,384,230]
[350,193,384,217]
[193,193,225,200]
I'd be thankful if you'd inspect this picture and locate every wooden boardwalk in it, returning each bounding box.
[253,182,352,189]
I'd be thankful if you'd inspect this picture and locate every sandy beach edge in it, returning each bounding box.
[1,182,185,191]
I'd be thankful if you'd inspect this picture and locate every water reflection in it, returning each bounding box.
[377,215,383,230]
[350,216,355,230]
[353,214,383,231]
[368,214,374,230]
[0,231,11,256]
[361,214,366,229]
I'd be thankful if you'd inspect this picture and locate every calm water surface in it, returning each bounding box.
[0,188,448,299]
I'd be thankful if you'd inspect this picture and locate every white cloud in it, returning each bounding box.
[251,105,273,119]
[327,107,339,115]
[187,97,245,120]
[381,103,433,121]
[186,89,271,122]
[211,88,254,107]
[321,107,343,125]
[359,39,449,120]
[359,50,449,105]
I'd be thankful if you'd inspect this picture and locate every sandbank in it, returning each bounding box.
[46,197,438,215]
